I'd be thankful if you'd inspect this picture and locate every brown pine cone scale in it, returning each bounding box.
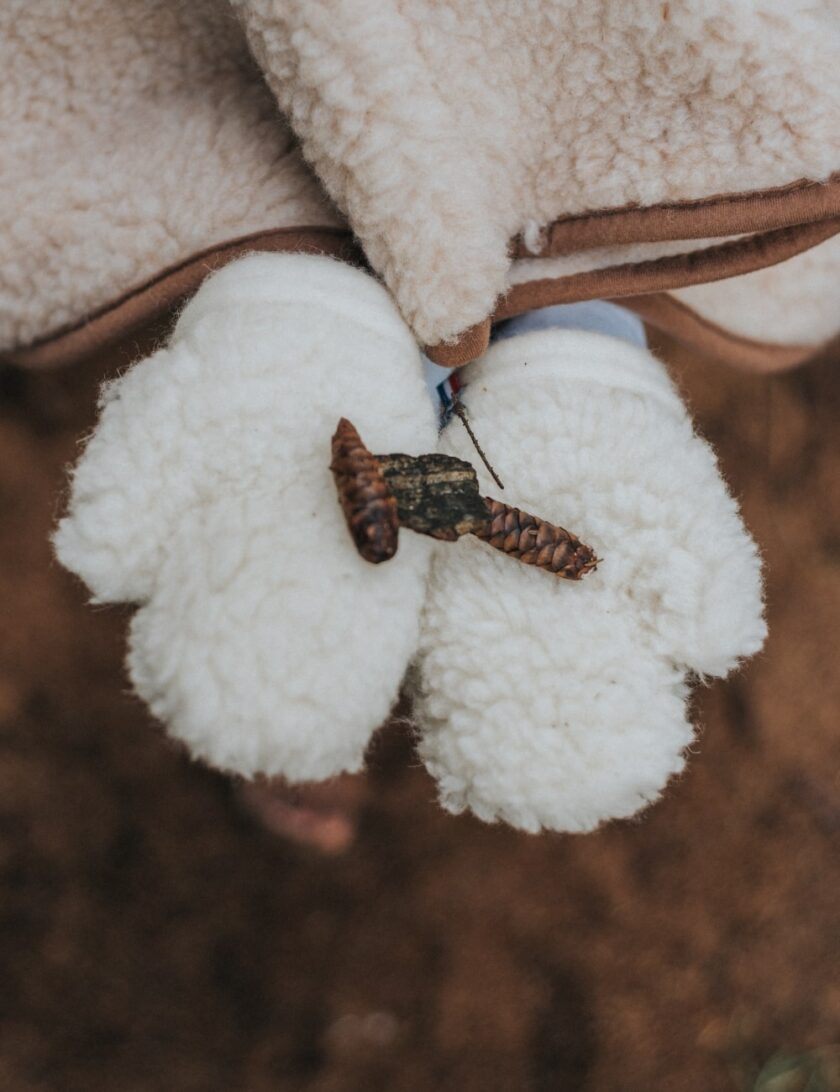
[330,418,399,564]
[476,498,597,580]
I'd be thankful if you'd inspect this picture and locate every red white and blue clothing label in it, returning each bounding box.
[422,356,465,428]
[421,302,644,430]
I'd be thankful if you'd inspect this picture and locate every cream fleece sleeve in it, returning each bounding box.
[233,0,839,347]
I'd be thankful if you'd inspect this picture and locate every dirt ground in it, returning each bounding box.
[1,327,839,1092]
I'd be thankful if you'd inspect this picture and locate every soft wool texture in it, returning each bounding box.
[673,232,840,347]
[0,0,340,353]
[55,255,766,830]
[54,254,437,780]
[2,0,837,369]
[236,0,840,343]
[415,331,766,832]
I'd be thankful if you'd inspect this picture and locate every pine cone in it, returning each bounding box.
[476,498,597,580]
[330,418,399,563]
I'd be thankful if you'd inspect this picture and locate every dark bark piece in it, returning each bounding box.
[377,453,490,541]
[475,498,598,580]
[330,418,399,564]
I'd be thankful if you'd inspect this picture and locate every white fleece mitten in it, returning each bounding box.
[415,329,766,833]
[55,254,437,780]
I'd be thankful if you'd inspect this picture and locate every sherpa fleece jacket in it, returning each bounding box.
[2,0,839,371]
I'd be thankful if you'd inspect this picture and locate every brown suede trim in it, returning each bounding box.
[427,215,840,367]
[514,173,840,256]
[6,227,361,369]
[6,178,840,371]
[621,293,816,373]
[423,320,491,367]
[499,216,840,316]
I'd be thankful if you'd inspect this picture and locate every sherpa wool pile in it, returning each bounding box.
[3,1,838,362]
[0,0,339,353]
[55,254,766,832]
[54,255,437,781]
[417,331,766,832]
[237,0,840,343]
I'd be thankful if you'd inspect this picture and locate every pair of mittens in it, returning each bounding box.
[55,253,765,832]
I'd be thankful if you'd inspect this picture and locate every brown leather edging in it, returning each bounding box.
[6,176,840,371]
[499,216,840,316]
[426,215,840,367]
[621,293,816,373]
[514,173,840,257]
[424,320,491,367]
[6,226,362,369]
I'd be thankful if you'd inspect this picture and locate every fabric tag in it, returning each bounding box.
[422,356,465,428]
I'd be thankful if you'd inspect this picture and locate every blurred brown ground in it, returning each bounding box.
[1,328,839,1092]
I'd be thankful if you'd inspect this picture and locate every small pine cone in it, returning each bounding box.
[476,498,597,580]
[330,418,399,563]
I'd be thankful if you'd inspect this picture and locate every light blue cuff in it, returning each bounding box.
[423,300,647,409]
[492,300,647,349]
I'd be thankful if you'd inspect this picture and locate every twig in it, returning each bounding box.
[451,402,505,490]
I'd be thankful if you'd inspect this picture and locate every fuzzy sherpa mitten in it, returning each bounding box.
[56,253,766,834]
[54,253,437,780]
[414,329,766,832]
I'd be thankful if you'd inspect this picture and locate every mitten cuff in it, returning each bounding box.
[174,252,416,352]
[468,328,686,416]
